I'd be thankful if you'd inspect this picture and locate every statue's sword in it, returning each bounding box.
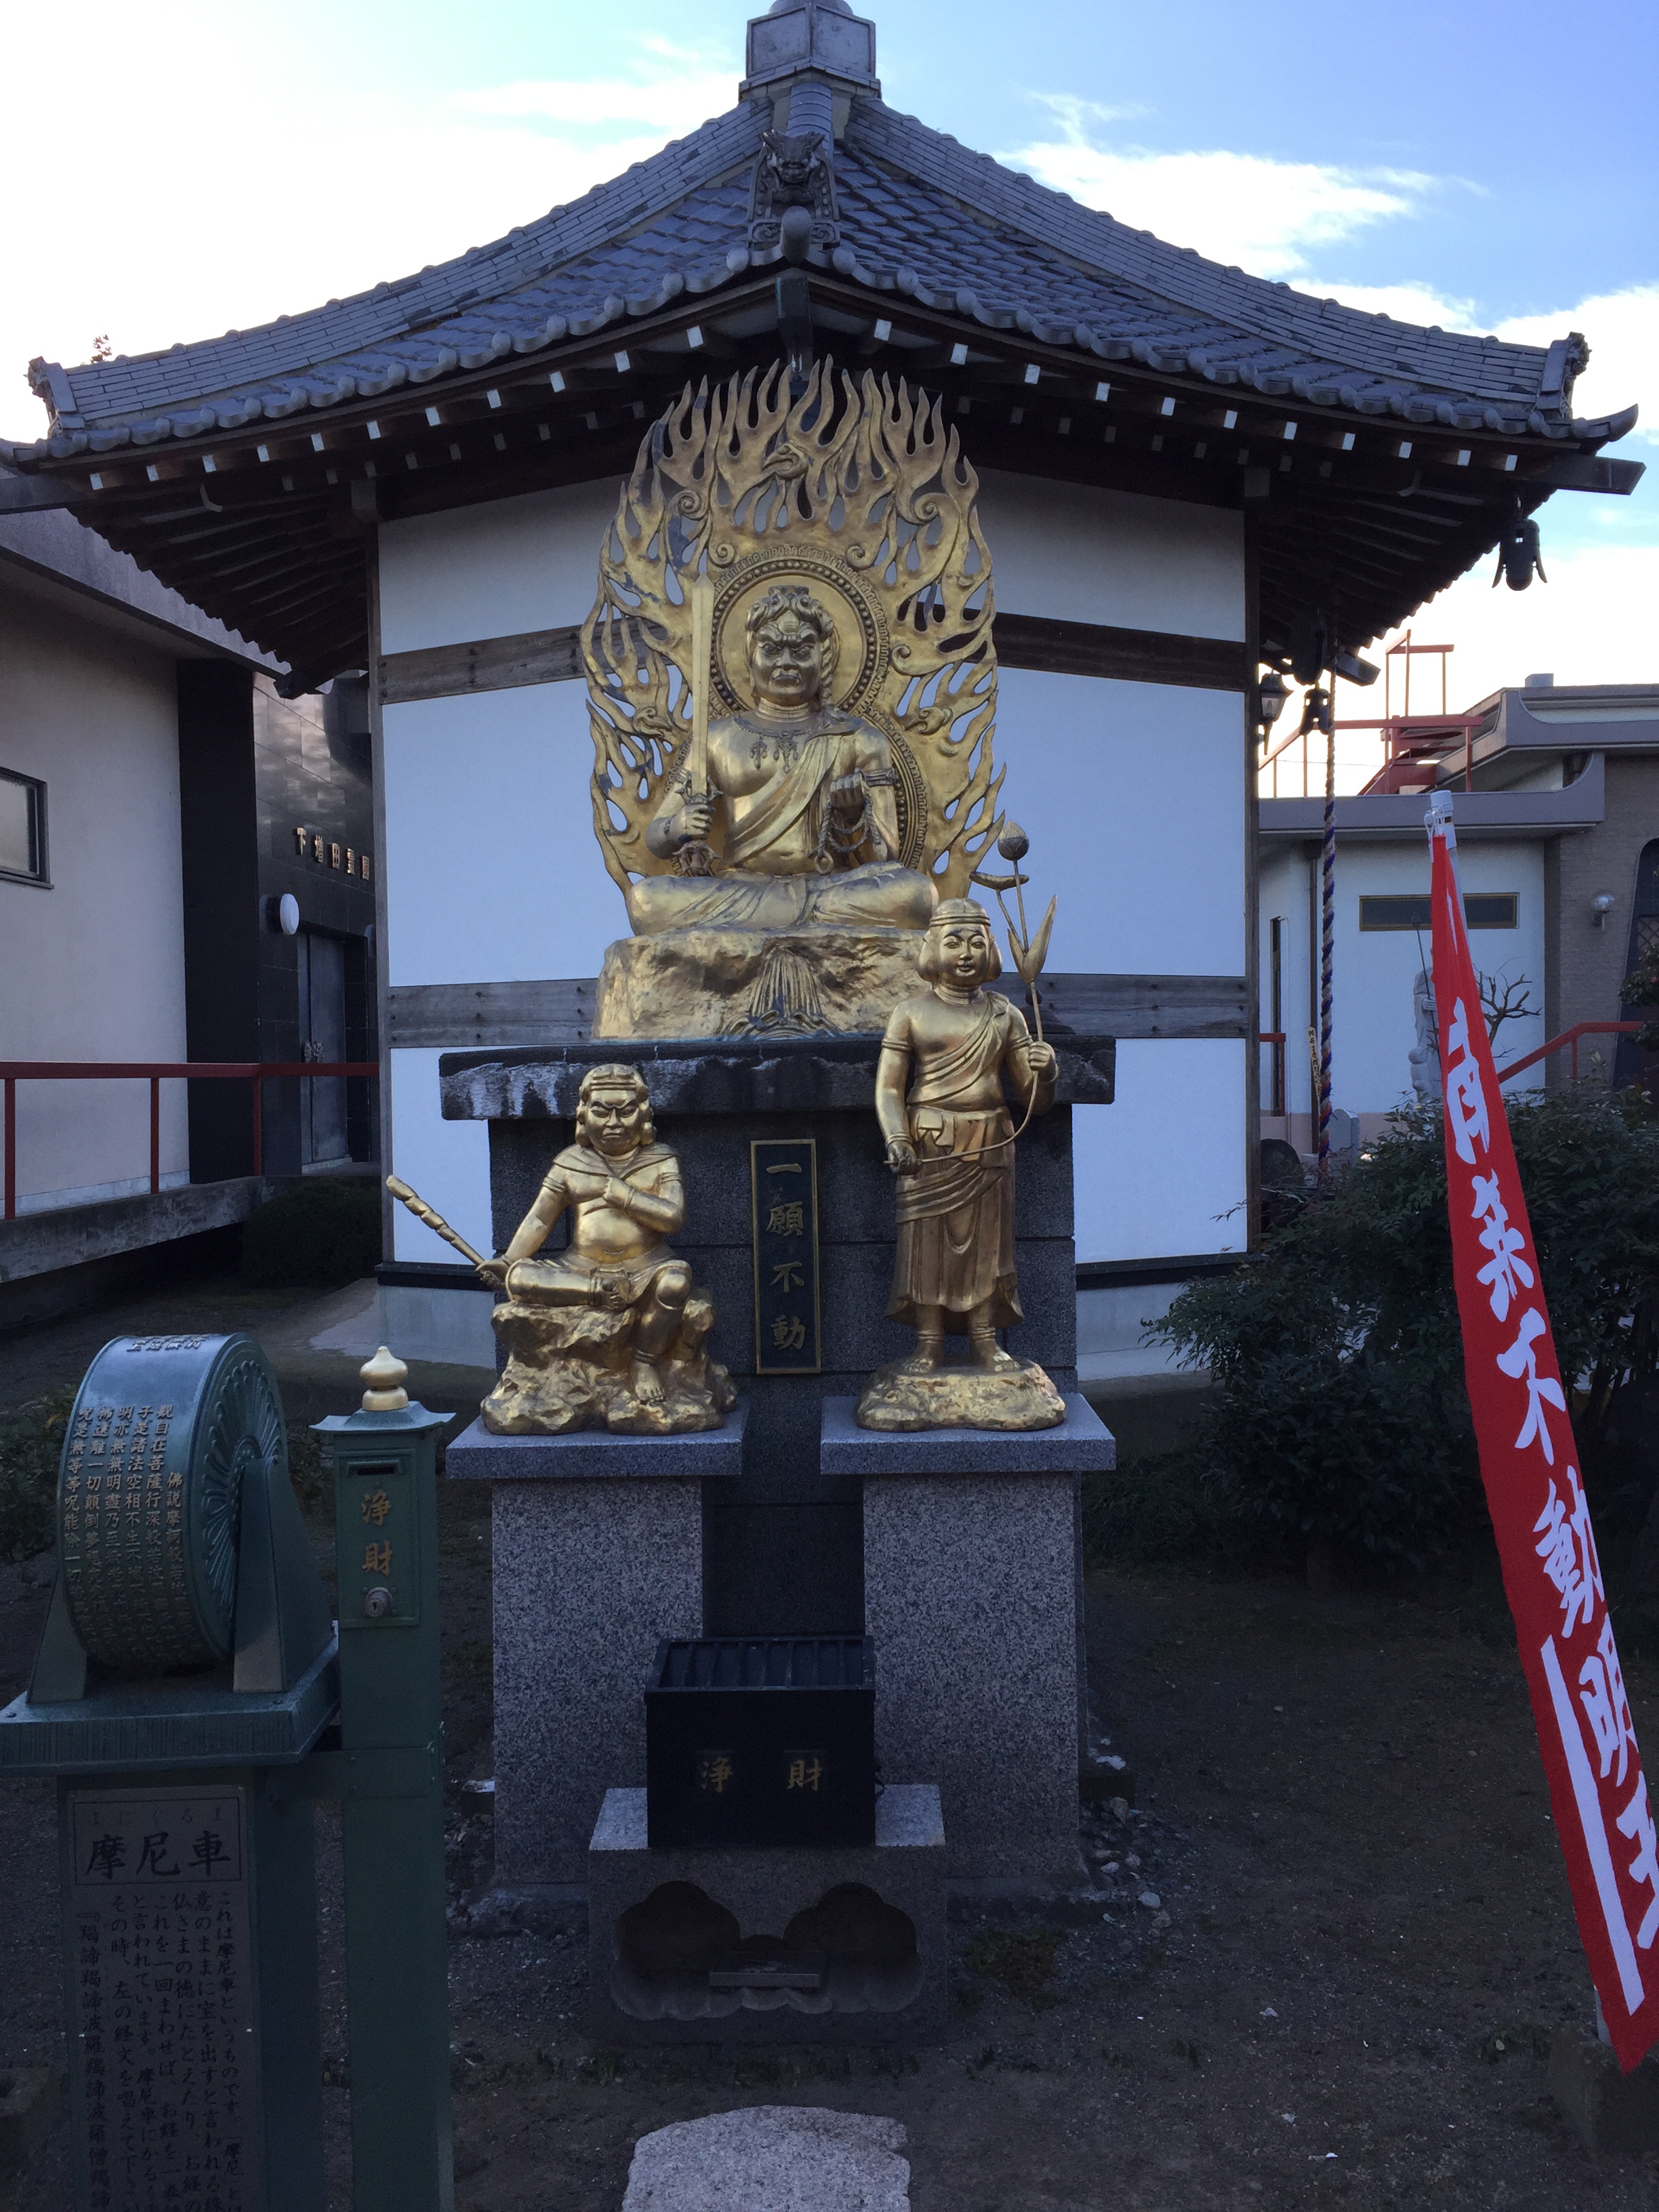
[675,575,720,878]
[384,1175,487,1269]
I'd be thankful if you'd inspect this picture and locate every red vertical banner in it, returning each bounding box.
[1429,796,1658,2068]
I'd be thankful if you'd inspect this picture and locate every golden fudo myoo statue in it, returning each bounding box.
[387,1067,733,1436]
[857,900,1066,1432]
[629,584,937,939]
[583,363,1005,1039]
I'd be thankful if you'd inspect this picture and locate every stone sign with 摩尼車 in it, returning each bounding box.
[66,1783,259,2211]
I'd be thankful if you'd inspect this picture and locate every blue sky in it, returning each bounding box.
[5,0,1654,718]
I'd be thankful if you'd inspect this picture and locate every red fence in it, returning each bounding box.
[1496,1023,1643,1085]
[0,1062,379,1221]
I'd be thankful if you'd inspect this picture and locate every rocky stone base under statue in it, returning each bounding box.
[855,1354,1066,1433]
[483,1295,736,1435]
[593,926,924,1040]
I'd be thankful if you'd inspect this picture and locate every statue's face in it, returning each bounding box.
[933,922,994,985]
[581,1086,648,1156]
[749,615,826,712]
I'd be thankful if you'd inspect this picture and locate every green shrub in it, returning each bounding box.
[1080,1451,1244,1570]
[241,1176,381,1289]
[0,1390,75,1561]
[1151,1089,1659,1574]
[1620,940,1659,1050]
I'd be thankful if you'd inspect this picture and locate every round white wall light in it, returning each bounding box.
[278,893,300,937]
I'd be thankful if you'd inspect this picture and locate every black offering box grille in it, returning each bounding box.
[645,1637,876,1849]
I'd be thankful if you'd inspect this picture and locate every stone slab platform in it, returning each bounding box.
[0,1635,339,1775]
[836,1399,1114,1887]
[445,1403,748,1481]
[820,1391,1115,1476]
[588,1784,947,2045]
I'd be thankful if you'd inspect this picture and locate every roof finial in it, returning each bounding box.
[741,0,880,106]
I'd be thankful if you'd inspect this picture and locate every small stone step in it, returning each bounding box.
[622,2106,909,2211]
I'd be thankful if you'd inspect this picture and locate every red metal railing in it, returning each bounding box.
[1,1061,378,1221]
[1497,1024,1644,1085]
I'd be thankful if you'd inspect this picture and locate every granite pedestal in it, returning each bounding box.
[439,1032,1113,1639]
[587,1783,947,2045]
[823,1394,1115,1887]
[446,1412,747,1887]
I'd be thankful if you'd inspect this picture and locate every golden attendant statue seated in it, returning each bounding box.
[857,901,1066,1432]
[476,1065,734,1435]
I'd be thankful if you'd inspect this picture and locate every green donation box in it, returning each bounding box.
[314,1349,455,2212]
[0,1332,337,2212]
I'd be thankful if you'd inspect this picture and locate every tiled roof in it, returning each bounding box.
[9,88,1634,465]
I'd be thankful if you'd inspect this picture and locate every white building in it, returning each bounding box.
[4,0,1641,1373]
[0,509,378,1326]
[1261,679,1659,1157]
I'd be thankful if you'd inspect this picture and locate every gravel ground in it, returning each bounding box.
[3,1279,1658,2207]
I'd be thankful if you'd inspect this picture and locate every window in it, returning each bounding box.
[1359,893,1517,932]
[0,769,47,885]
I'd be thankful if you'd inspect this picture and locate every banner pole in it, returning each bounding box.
[1426,788,1659,2072]
[1317,714,1336,1173]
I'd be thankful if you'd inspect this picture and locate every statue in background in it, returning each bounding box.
[386,1066,733,1436]
[1409,966,1439,1097]
[583,361,1005,1039]
[857,900,1066,1432]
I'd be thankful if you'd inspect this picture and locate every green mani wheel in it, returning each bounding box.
[57,1332,287,1673]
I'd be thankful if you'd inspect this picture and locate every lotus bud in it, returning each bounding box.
[997,823,1030,863]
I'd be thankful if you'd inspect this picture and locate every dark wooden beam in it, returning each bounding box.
[388,971,1247,1050]
[376,612,1250,707]
[995,614,1248,693]
[380,626,583,705]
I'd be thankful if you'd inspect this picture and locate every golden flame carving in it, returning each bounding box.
[582,359,1002,901]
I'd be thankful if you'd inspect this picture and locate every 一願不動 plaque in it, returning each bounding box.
[750,1139,821,1374]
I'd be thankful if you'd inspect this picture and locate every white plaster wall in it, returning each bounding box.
[382,684,626,986]
[995,669,1246,974]
[997,670,1248,1260]
[1258,838,1547,1124]
[975,471,1244,640]
[375,488,1251,1266]
[1335,841,1545,1111]
[1258,846,1313,1117]
[0,579,189,1204]
[1075,1044,1248,1263]
[379,479,621,653]
[388,1048,493,1265]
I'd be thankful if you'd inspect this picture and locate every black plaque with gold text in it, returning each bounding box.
[750,1139,821,1374]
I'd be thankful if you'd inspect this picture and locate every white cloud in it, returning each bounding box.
[1303,280,1481,331]
[1496,286,1659,444]
[1374,541,1659,704]
[455,41,735,132]
[1296,282,1659,450]
[1289,540,1659,790]
[1005,98,1439,281]
[0,19,739,444]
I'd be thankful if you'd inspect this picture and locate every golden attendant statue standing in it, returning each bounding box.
[857,900,1067,1432]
